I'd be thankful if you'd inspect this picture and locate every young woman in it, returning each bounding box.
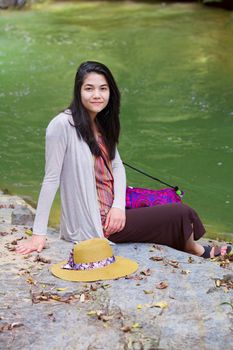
[16,61,230,258]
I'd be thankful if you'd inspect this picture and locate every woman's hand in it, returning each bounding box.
[104,208,126,237]
[16,234,46,255]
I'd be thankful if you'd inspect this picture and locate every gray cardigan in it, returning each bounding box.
[33,111,126,242]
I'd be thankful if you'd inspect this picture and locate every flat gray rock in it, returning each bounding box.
[0,195,232,350]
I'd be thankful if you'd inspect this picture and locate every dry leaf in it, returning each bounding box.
[125,274,143,281]
[168,260,179,268]
[188,256,194,263]
[150,256,163,261]
[25,229,33,236]
[0,322,24,332]
[51,295,61,301]
[79,294,85,303]
[214,275,233,289]
[34,255,51,264]
[4,243,16,251]
[215,280,221,287]
[121,325,131,332]
[152,301,168,309]
[56,287,67,292]
[87,310,113,322]
[152,244,163,251]
[26,277,36,285]
[31,291,77,304]
[156,281,168,289]
[23,254,32,260]
[87,310,97,316]
[140,268,151,276]
[90,283,98,291]
[132,323,142,329]
[101,315,114,322]
[143,290,153,294]
[0,232,8,237]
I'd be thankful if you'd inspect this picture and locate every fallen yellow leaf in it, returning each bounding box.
[151,301,168,309]
[87,310,97,316]
[51,295,61,301]
[132,323,141,329]
[215,280,221,287]
[143,290,153,294]
[25,229,32,236]
[56,287,67,291]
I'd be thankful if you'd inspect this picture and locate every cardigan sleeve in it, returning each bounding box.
[111,148,126,211]
[33,115,68,235]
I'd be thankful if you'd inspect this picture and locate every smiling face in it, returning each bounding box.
[80,72,110,120]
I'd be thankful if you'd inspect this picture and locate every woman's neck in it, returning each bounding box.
[92,121,101,138]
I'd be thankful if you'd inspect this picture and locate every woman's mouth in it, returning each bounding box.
[91,102,103,106]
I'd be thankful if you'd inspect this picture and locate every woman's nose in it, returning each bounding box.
[93,89,101,98]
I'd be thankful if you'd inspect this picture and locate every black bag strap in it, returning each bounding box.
[99,153,182,195]
[123,162,179,191]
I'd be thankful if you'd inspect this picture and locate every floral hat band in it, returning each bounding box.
[63,250,116,271]
[51,238,138,282]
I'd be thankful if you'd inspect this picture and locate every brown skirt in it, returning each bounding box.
[108,203,205,251]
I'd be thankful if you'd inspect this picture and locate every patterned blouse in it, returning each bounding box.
[94,135,114,231]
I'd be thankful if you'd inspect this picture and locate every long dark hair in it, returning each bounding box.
[67,61,121,160]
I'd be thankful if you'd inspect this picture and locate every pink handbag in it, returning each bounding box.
[125,186,183,209]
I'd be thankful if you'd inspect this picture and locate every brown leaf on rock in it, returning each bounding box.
[18,269,31,276]
[26,277,37,285]
[87,309,113,322]
[4,243,16,252]
[90,283,98,291]
[31,291,78,304]
[0,322,24,332]
[34,255,51,264]
[149,256,163,262]
[121,325,132,332]
[140,268,151,276]
[79,293,85,303]
[101,283,111,289]
[23,254,32,260]
[156,281,168,289]
[188,256,194,264]
[214,274,233,290]
[151,301,168,309]
[143,290,153,294]
[125,274,144,280]
[100,315,114,322]
[164,259,180,268]
[0,231,9,237]
[152,244,163,251]
[47,313,56,322]
[220,259,230,268]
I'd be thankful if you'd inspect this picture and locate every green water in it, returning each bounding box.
[0,2,233,240]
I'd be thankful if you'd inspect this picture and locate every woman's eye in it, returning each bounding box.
[85,87,92,91]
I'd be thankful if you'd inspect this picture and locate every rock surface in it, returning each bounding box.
[11,205,35,226]
[0,194,232,350]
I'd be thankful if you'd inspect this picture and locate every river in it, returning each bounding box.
[0,2,232,239]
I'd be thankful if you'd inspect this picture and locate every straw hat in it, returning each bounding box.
[51,238,138,282]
